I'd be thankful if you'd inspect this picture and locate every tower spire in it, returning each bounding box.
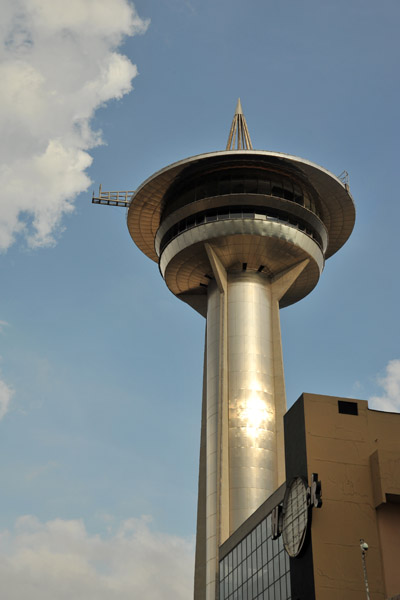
[226,98,253,150]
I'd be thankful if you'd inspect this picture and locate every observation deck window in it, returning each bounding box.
[219,178,231,195]
[231,178,245,193]
[258,180,271,195]
[159,204,324,255]
[162,169,321,220]
[247,178,258,193]
[197,184,210,200]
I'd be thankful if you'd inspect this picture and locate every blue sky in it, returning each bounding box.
[1,1,400,597]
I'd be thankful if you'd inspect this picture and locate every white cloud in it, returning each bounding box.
[0,375,14,419]
[26,461,58,482]
[0,0,149,250]
[369,359,400,412]
[0,322,13,419]
[0,515,194,600]
[0,320,9,333]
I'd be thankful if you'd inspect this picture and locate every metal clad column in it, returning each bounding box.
[227,272,277,532]
[203,244,230,600]
[205,281,221,600]
[193,338,208,600]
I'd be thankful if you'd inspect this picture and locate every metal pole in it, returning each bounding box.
[360,539,371,600]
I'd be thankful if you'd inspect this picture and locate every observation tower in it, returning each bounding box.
[93,100,355,599]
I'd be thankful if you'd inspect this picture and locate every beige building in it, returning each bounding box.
[294,393,400,600]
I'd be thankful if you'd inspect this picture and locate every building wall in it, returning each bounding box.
[284,394,316,600]
[300,393,400,600]
[377,503,400,598]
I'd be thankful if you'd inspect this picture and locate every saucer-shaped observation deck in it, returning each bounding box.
[127,102,355,313]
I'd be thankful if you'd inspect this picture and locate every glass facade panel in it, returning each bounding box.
[274,555,279,579]
[261,519,267,542]
[267,530,273,558]
[252,573,258,596]
[281,574,287,598]
[219,510,291,600]
[268,559,273,584]
[257,546,262,568]
[262,540,267,563]
[280,550,286,575]
[233,546,238,568]
[237,542,242,564]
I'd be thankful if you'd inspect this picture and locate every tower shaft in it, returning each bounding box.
[197,251,309,599]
